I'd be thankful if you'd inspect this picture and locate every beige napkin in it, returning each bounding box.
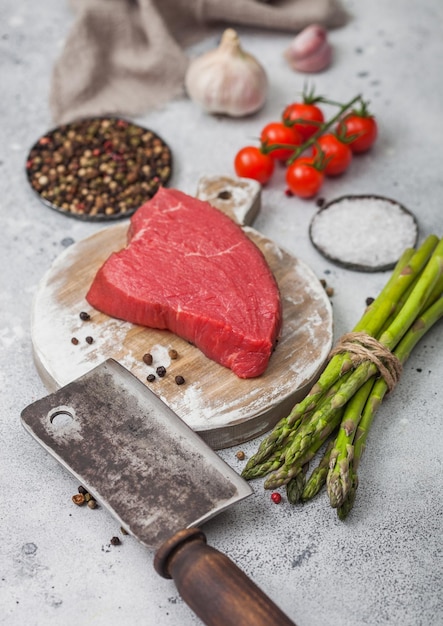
[50,0,349,124]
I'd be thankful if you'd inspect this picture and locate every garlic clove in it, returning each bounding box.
[284,24,333,73]
[185,28,268,117]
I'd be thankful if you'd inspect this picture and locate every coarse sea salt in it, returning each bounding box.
[310,196,418,270]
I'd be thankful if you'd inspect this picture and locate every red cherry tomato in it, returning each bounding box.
[313,134,352,176]
[282,102,324,141]
[337,112,378,153]
[285,158,324,198]
[260,122,303,161]
[234,146,275,185]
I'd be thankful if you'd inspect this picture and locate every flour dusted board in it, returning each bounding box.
[32,180,333,449]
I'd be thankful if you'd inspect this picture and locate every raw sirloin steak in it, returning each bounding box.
[86,187,282,378]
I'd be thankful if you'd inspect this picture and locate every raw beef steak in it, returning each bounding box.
[86,187,282,378]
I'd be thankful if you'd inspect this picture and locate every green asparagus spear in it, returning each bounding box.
[266,364,376,488]
[327,378,376,508]
[329,241,443,508]
[271,237,443,488]
[264,407,344,489]
[337,471,358,521]
[286,462,310,505]
[242,237,438,475]
[337,293,443,519]
[242,376,351,481]
[242,372,351,477]
[242,447,288,480]
[356,293,443,473]
[377,237,443,350]
[301,439,336,501]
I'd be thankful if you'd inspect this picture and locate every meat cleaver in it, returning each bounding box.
[21,359,296,626]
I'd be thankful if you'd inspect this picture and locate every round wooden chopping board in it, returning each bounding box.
[32,223,333,450]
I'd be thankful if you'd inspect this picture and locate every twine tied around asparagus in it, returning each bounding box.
[329,331,403,392]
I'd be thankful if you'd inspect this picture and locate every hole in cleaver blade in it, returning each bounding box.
[21,359,252,549]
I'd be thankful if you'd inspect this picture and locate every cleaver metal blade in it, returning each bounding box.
[21,359,296,626]
[21,358,251,548]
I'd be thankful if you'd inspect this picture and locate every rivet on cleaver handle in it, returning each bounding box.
[21,359,297,626]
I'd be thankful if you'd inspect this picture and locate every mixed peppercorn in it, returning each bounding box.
[72,485,97,509]
[72,310,186,387]
[143,353,186,386]
[26,117,172,220]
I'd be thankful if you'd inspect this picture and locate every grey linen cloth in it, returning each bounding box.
[50,0,348,124]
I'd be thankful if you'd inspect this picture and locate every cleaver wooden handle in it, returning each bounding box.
[154,528,297,626]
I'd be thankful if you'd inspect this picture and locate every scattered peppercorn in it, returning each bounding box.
[325,286,334,297]
[143,353,153,365]
[85,336,94,344]
[271,492,282,504]
[87,499,97,509]
[168,348,178,360]
[110,536,121,546]
[316,197,326,208]
[79,311,91,321]
[78,485,88,495]
[175,375,185,385]
[72,493,86,506]
[156,366,167,378]
[236,450,245,461]
[71,337,79,345]
[366,297,375,306]
[146,374,156,382]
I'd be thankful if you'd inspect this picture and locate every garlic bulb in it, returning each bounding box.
[185,29,268,117]
[284,24,333,73]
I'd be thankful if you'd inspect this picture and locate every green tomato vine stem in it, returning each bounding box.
[261,94,363,163]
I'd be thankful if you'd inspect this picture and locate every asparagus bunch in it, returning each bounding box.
[242,235,443,518]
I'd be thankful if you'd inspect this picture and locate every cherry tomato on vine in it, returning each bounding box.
[260,122,303,162]
[337,103,378,153]
[234,146,275,185]
[313,134,352,176]
[285,158,324,198]
[282,102,324,141]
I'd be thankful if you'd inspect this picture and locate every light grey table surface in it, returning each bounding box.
[1,1,442,625]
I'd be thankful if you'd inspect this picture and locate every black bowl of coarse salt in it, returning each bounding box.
[25,117,173,221]
[309,194,419,272]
